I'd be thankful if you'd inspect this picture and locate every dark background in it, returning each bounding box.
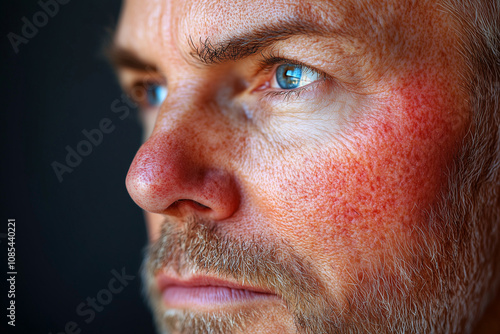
[1,0,156,333]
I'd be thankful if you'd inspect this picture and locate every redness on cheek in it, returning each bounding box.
[343,72,467,267]
[353,69,466,217]
[255,69,468,262]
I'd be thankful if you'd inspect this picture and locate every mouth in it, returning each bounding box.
[156,273,279,310]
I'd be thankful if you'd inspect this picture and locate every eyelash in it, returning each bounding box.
[257,50,329,101]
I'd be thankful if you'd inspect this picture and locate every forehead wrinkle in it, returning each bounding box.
[177,2,338,44]
[175,0,406,45]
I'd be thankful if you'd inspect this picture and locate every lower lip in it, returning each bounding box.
[162,286,275,309]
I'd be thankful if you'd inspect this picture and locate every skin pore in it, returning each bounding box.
[112,0,500,333]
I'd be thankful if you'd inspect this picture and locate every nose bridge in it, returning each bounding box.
[126,95,241,220]
[154,73,248,164]
[154,92,232,164]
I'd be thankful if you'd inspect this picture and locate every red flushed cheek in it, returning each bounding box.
[253,70,468,267]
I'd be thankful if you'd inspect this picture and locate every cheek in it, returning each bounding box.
[145,211,165,242]
[251,73,467,270]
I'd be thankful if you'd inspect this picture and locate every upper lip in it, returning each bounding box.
[156,272,275,295]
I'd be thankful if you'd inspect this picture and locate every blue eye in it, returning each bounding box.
[274,64,321,90]
[276,64,302,89]
[145,83,167,107]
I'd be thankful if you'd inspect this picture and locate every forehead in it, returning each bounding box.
[116,0,453,68]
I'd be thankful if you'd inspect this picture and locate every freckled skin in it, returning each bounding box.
[117,0,485,332]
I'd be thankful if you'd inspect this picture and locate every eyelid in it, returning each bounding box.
[256,49,329,78]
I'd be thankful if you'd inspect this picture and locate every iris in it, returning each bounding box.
[145,83,167,107]
[274,64,320,90]
[276,64,302,89]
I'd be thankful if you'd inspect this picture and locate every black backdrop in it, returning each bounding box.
[1,1,156,333]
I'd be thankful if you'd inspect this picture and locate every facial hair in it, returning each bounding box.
[142,218,351,334]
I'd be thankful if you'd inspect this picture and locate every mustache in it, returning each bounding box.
[143,216,343,333]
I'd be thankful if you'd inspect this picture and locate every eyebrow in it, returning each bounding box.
[187,18,338,65]
[106,46,158,72]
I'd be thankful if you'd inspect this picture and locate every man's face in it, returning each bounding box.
[113,0,497,333]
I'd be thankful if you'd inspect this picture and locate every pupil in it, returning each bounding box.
[276,64,302,89]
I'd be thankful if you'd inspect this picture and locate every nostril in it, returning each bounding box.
[172,199,211,211]
[193,201,210,209]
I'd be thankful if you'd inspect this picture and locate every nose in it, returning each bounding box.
[126,117,240,221]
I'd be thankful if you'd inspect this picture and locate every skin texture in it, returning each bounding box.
[113,0,500,333]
